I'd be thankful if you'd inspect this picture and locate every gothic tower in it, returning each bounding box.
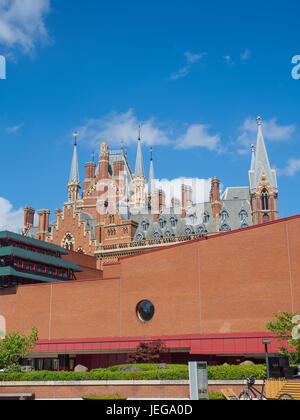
[67,132,81,202]
[248,117,278,224]
[132,130,146,209]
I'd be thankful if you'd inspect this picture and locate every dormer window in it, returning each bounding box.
[220,210,229,223]
[158,217,166,229]
[141,220,149,231]
[239,210,248,223]
[170,217,177,228]
[202,211,209,224]
[189,213,196,224]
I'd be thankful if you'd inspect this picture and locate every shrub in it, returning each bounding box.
[0,363,267,382]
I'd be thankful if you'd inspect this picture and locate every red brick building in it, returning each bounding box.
[1,213,299,370]
[21,117,279,269]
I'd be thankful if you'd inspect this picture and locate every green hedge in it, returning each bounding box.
[0,363,266,382]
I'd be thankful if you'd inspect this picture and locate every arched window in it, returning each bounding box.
[141,220,149,231]
[239,209,248,223]
[164,230,173,237]
[152,231,161,239]
[189,213,197,224]
[158,217,166,229]
[220,223,231,232]
[170,216,177,228]
[220,210,229,223]
[184,225,194,235]
[136,232,145,241]
[202,211,209,224]
[261,188,269,210]
[196,225,206,234]
[62,233,75,251]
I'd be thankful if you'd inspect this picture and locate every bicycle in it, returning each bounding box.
[239,375,294,400]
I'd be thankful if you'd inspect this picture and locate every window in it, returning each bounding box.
[220,210,229,223]
[196,225,206,234]
[141,220,149,231]
[262,189,269,210]
[202,212,209,224]
[184,226,193,235]
[158,217,166,229]
[136,300,155,322]
[263,213,269,223]
[239,209,248,223]
[136,233,144,241]
[170,217,177,228]
[152,231,160,239]
[164,230,173,237]
[220,223,231,232]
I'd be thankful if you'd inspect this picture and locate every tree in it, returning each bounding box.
[0,327,38,369]
[127,340,166,364]
[266,311,300,364]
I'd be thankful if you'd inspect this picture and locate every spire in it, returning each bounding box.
[249,117,277,193]
[250,144,255,171]
[69,132,80,183]
[148,148,155,193]
[135,126,145,177]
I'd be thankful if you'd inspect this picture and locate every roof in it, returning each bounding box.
[0,231,69,255]
[0,246,83,272]
[0,266,71,284]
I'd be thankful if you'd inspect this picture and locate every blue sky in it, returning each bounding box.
[0,0,300,230]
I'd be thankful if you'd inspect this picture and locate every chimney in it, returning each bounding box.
[152,189,165,221]
[24,207,35,228]
[181,185,193,217]
[85,162,96,180]
[37,209,50,240]
[210,177,222,221]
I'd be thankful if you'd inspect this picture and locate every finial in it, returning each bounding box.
[150,147,153,161]
[91,151,95,163]
[251,144,255,153]
[73,131,78,146]
[138,124,141,141]
[125,143,128,156]
[121,139,124,155]
[256,116,262,126]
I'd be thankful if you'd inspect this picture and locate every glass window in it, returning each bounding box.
[170,217,177,228]
[220,210,229,223]
[136,300,155,322]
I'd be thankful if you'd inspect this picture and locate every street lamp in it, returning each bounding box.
[262,339,271,379]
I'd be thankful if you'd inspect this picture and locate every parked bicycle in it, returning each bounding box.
[239,375,294,400]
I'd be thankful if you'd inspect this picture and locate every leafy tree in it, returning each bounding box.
[127,340,166,364]
[0,327,38,369]
[266,311,300,364]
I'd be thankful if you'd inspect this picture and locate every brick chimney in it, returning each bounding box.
[152,189,165,222]
[24,207,35,229]
[210,177,222,221]
[181,185,193,218]
[37,210,50,241]
[84,162,96,180]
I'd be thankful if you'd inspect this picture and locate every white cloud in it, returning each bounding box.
[0,0,51,54]
[236,117,296,154]
[175,124,222,151]
[6,122,23,133]
[241,49,251,61]
[279,158,300,177]
[0,197,23,232]
[170,51,205,80]
[222,55,234,66]
[78,109,170,148]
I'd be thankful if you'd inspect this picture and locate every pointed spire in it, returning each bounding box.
[250,144,255,171]
[135,126,145,177]
[69,132,80,183]
[249,117,277,193]
[148,148,155,193]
